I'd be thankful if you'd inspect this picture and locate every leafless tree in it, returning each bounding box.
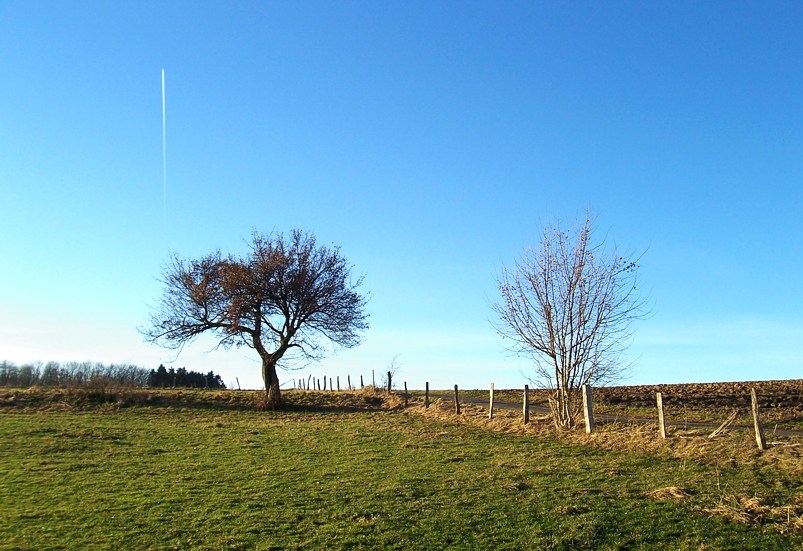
[379,354,402,390]
[492,214,647,428]
[141,229,369,408]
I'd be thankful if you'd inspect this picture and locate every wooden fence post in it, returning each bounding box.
[347,375,352,391]
[329,378,333,392]
[316,379,320,391]
[323,377,327,391]
[387,371,392,393]
[751,388,767,451]
[337,376,340,392]
[489,383,495,420]
[522,385,530,424]
[582,384,594,434]
[425,382,430,409]
[372,370,375,388]
[404,382,408,408]
[657,392,667,439]
[454,385,460,414]
[360,375,364,389]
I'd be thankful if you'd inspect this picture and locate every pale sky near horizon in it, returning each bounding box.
[1,1,801,389]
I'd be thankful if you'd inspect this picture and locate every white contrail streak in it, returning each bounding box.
[162,69,166,219]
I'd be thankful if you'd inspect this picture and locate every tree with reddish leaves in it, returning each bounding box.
[142,229,369,408]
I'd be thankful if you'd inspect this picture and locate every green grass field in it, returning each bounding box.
[1,391,801,549]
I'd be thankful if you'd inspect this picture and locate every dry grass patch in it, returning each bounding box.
[646,486,694,500]
[0,386,406,414]
[702,495,803,535]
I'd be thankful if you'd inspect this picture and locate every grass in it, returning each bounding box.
[1,389,802,549]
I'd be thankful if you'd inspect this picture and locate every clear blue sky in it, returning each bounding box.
[2,1,801,389]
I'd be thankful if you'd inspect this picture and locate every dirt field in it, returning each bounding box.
[591,379,803,410]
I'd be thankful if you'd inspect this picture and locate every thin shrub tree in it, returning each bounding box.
[493,214,647,429]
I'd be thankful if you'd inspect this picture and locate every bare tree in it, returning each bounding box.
[379,354,402,390]
[141,229,369,408]
[492,214,647,428]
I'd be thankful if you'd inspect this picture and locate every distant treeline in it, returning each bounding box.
[148,364,226,389]
[0,360,225,390]
[0,360,150,388]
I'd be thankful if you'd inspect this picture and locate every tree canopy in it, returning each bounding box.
[148,365,226,389]
[142,229,369,407]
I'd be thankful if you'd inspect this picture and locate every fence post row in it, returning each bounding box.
[656,392,667,439]
[291,381,771,452]
[581,384,594,434]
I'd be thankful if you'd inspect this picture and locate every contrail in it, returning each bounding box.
[161,68,166,219]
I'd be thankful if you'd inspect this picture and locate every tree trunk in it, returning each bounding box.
[551,386,576,429]
[262,358,281,409]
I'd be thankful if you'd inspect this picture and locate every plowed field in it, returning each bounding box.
[492,379,803,429]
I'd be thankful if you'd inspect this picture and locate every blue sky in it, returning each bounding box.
[1,1,801,389]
